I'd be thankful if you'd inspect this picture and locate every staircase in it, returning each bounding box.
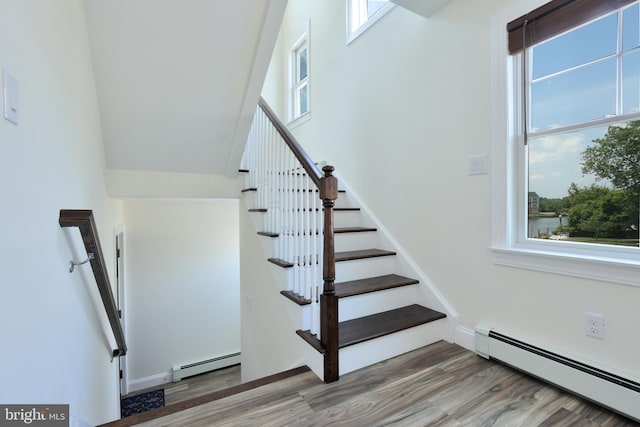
[241,98,453,382]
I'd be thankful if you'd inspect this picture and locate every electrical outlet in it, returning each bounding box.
[584,312,605,339]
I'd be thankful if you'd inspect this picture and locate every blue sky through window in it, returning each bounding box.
[527,3,640,199]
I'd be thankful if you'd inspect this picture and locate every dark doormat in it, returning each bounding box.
[121,389,165,418]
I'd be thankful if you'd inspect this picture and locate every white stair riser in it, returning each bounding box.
[245,189,351,211]
[338,320,446,376]
[256,230,380,259]
[338,286,419,322]
[335,256,396,282]
[333,211,364,228]
[334,195,353,209]
[334,232,377,252]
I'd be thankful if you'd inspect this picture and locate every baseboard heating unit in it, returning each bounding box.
[475,325,640,422]
[172,352,241,382]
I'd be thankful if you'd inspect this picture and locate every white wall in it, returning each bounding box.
[0,1,123,424]
[123,200,240,388]
[107,169,243,199]
[238,199,306,382]
[263,0,640,380]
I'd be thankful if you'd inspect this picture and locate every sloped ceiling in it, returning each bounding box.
[84,0,286,176]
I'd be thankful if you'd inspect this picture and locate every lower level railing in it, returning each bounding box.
[59,209,127,358]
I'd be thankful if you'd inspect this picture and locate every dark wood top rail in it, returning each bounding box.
[258,97,323,186]
[59,209,127,358]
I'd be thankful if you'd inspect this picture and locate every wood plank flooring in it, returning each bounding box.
[164,365,242,406]
[120,365,243,407]
[124,341,638,426]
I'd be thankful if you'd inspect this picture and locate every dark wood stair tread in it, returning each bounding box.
[334,227,377,233]
[335,249,396,262]
[258,231,279,238]
[280,290,311,305]
[340,305,445,347]
[335,274,419,298]
[268,258,294,268]
[296,305,446,353]
[257,227,375,237]
[247,207,360,213]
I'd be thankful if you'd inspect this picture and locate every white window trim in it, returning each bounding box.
[288,22,311,127]
[490,0,640,287]
[346,0,395,45]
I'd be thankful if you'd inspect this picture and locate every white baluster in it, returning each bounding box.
[242,103,329,340]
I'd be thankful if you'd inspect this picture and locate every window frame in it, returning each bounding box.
[346,0,395,45]
[289,24,311,127]
[490,0,640,287]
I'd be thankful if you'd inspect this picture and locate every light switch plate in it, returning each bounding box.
[3,68,19,125]
[469,154,488,175]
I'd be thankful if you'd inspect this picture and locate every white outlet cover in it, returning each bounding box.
[584,312,605,339]
[3,68,19,125]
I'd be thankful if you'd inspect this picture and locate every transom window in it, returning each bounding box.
[347,0,394,44]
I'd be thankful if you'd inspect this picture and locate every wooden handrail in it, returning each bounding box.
[257,98,340,383]
[59,209,127,358]
[258,97,323,186]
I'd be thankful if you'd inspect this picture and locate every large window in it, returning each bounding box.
[523,3,640,248]
[492,0,640,285]
[347,0,394,44]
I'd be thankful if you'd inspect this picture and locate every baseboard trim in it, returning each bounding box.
[455,325,475,351]
[127,371,171,394]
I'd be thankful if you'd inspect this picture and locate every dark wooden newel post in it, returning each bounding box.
[319,165,339,383]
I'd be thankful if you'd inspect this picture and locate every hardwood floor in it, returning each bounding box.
[123,342,639,426]
[121,365,242,407]
[164,365,242,406]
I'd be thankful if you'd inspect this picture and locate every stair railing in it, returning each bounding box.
[243,97,339,382]
[59,209,127,358]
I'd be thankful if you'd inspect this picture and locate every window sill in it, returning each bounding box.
[288,111,311,129]
[491,246,640,287]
